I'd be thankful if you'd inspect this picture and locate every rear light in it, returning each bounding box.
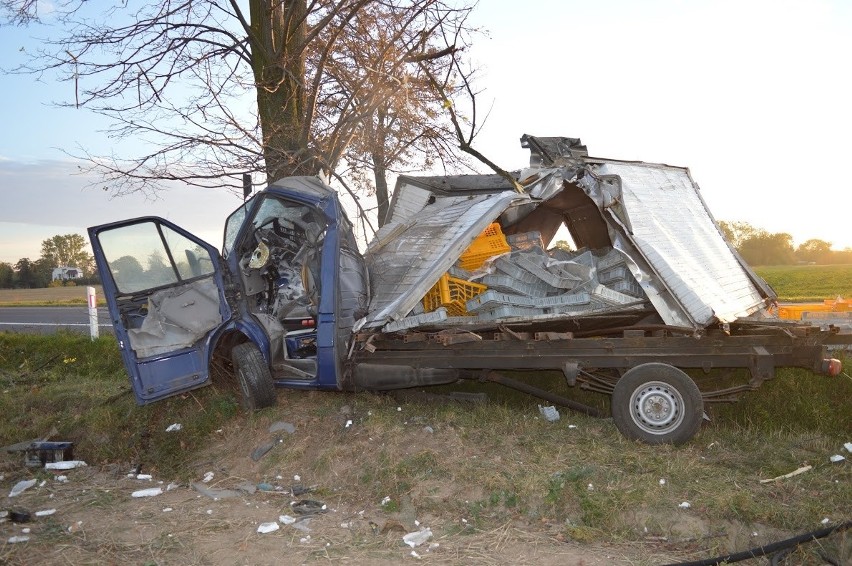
[821,358,842,376]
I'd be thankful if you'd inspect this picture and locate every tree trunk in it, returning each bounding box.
[248,0,319,183]
[371,107,391,226]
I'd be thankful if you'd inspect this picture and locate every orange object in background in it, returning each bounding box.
[777,298,849,320]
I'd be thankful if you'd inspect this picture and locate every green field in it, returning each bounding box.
[754,264,852,302]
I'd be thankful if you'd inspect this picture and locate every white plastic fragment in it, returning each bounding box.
[279,514,296,525]
[202,471,214,483]
[35,509,56,517]
[9,479,37,497]
[293,474,301,482]
[423,426,434,434]
[163,508,173,513]
[678,502,691,509]
[132,487,163,498]
[345,419,353,428]
[45,460,87,470]
[39,480,46,487]
[844,442,852,453]
[166,482,180,491]
[659,479,666,486]
[411,551,422,559]
[829,454,845,463]
[55,475,68,483]
[165,423,182,432]
[7,536,29,544]
[300,536,310,543]
[257,522,280,534]
[567,424,577,429]
[136,474,153,481]
[403,528,433,548]
[538,405,560,422]
[821,518,830,525]
[381,496,391,506]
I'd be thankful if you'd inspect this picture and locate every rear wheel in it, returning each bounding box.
[611,363,703,445]
[231,342,276,411]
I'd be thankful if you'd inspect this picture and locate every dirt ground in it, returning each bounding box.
[1,393,846,565]
[0,466,692,566]
[0,420,701,566]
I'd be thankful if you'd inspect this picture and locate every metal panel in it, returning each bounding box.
[364,191,528,327]
[595,162,765,325]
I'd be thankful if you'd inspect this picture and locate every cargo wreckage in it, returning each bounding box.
[89,135,847,444]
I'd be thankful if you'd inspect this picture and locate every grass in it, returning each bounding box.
[754,264,852,301]
[0,286,106,306]
[1,333,849,564]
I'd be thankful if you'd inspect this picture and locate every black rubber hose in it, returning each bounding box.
[662,520,851,566]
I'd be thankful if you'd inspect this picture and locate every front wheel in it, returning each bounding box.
[611,363,703,445]
[231,342,276,411]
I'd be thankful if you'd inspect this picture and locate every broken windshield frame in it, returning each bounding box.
[223,195,258,259]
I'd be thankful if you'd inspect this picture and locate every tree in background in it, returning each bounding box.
[795,239,832,264]
[3,0,479,231]
[40,233,94,275]
[0,262,14,288]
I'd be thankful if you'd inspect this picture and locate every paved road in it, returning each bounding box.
[0,306,114,335]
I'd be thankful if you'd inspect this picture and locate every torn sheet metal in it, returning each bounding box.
[364,190,528,327]
[580,161,766,325]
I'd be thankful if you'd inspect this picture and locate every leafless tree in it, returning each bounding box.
[2,0,483,219]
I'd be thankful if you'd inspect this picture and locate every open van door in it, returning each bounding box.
[88,217,231,404]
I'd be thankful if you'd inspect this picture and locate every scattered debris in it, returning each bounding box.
[423,426,434,434]
[55,475,68,483]
[844,442,852,453]
[257,522,280,534]
[7,536,30,544]
[759,465,812,483]
[279,514,296,525]
[45,460,87,470]
[9,508,31,523]
[9,479,36,498]
[269,421,296,434]
[251,441,276,461]
[202,471,214,483]
[659,479,666,486]
[136,474,153,481]
[381,496,392,506]
[163,508,173,513]
[822,518,831,525]
[131,487,163,498]
[34,509,56,517]
[678,502,691,509]
[192,482,240,500]
[829,454,845,463]
[293,474,301,482]
[403,528,433,548]
[290,500,327,515]
[165,423,182,432]
[292,518,312,533]
[20,441,74,468]
[538,405,560,422]
[257,483,275,492]
[236,482,257,495]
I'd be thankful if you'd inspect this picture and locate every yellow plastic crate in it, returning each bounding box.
[458,223,511,271]
[423,274,487,316]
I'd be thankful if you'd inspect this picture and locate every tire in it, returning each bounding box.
[611,363,703,445]
[231,342,276,411]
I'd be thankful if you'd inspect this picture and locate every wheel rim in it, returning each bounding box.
[629,380,685,435]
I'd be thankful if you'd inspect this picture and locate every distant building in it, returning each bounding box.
[52,267,83,281]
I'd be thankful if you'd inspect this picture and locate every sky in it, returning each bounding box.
[0,0,850,264]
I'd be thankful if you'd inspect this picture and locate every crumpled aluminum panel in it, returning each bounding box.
[596,162,764,325]
[363,191,527,327]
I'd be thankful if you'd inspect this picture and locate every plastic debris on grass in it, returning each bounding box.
[829,454,845,463]
[257,522,280,534]
[132,487,163,498]
[165,423,182,432]
[678,502,691,509]
[45,460,87,470]
[403,528,433,548]
[9,479,36,497]
[538,405,560,422]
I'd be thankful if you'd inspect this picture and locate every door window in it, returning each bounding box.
[99,221,214,294]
